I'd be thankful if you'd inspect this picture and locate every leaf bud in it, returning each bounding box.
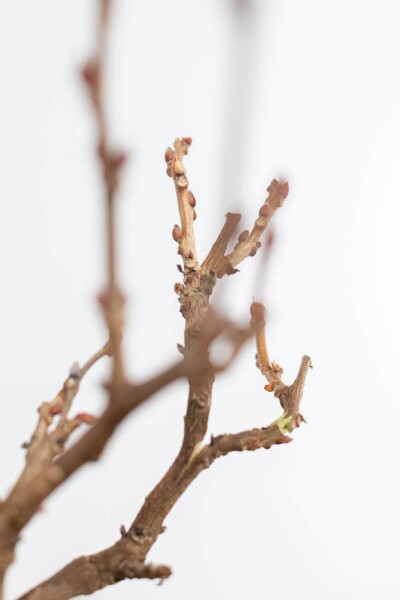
[77,412,97,425]
[188,191,196,207]
[165,147,175,163]
[172,224,182,242]
[238,230,249,242]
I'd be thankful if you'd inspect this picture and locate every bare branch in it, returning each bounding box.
[166,137,199,273]
[251,300,311,419]
[81,0,126,386]
[218,179,289,277]
[250,301,282,384]
[25,338,111,466]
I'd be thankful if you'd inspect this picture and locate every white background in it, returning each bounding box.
[1,1,400,599]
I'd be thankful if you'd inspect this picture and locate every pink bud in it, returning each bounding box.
[80,60,99,87]
[188,191,196,207]
[112,151,127,170]
[277,180,289,198]
[174,283,183,295]
[165,147,175,163]
[238,230,249,242]
[258,204,272,218]
[266,229,274,248]
[182,137,192,145]
[49,403,63,416]
[77,413,97,425]
[172,224,182,242]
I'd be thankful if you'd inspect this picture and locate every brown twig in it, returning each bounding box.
[166,137,199,273]
[200,180,288,279]
[216,179,289,277]
[18,138,310,599]
[82,0,126,386]
[250,301,281,384]
[251,300,311,419]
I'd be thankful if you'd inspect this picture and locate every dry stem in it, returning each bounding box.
[82,0,126,385]
[18,139,310,598]
[166,137,199,273]
[218,179,289,276]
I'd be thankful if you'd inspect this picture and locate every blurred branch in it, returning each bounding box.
[222,179,289,275]
[81,0,126,386]
[203,179,288,279]
[0,339,112,594]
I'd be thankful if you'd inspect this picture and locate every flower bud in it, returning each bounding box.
[172,224,182,242]
[259,204,271,218]
[188,191,196,207]
[174,282,184,295]
[165,147,175,163]
[81,60,99,88]
[49,403,63,416]
[77,413,97,425]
